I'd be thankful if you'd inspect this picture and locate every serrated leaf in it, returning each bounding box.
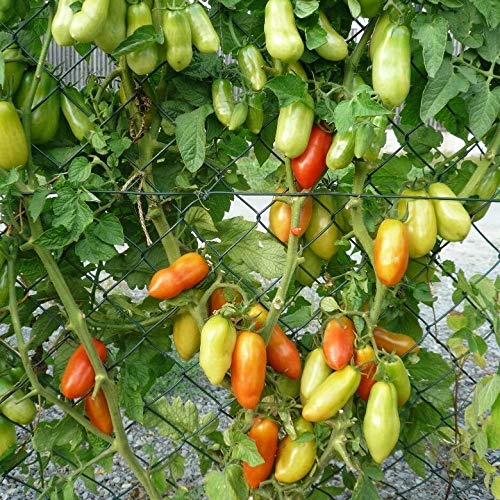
[68,156,91,185]
[35,226,74,250]
[468,82,500,139]
[75,233,117,264]
[333,100,356,133]
[236,156,282,191]
[112,25,162,57]
[204,464,248,500]
[265,75,308,107]
[470,0,500,27]
[175,104,213,173]
[53,187,94,235]
[412,14,449,78]
[184,206,218,237]
[294,0,319,18]
[352,474,379,500]
[420,59,469,121]
[306,24,327,50]
[230,432,264,466]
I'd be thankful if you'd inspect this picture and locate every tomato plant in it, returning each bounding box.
[0,0,497,498]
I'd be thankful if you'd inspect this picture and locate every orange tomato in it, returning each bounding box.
[231,331,267,409]
[269,194,313,244]
[322,317,356,371]
[84,389,113,435]
[373,326,420,356]
[354,344,377,401]
[373,219,409,286]
[243,417,279,488]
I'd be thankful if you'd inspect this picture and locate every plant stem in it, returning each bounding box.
[457,158,490,199]
[261,158,304,344]
[28,219,160,499]
[95,67,123,105]
[21,5,53,187]
[343,19,376,91]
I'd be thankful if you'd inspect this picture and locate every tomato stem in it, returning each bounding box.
[261,158,305,344]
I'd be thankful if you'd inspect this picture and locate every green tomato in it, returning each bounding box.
[126,2,158,75]
[246,93,264,135]
[163,9,193,72]
[397,188,437,258]
[264,0,304,63]
[69,0,110,43]
[0,377,36,425]
[15,70,61,145]
[94,0,127,54]
[228,101,249,132]
[60,87,95,141]
[0,100,28,170]
[363,381,400,463]
[305,195,341,260]
[428,182,471,242]
[51,0,75,46]
[381,355,411,405]
[212,79,235,127]
[315,12,348,62]
[372,24,411,108]
[465,163,499,221]
[275,94,315,159]
[0,415,16,461]
[0,48,26,98]
[238,45,267,92]
[296,248,322,287]
[186,3,220,54]
[326,129,355,170]
[300,348,332,405]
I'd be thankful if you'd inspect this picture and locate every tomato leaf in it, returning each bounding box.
[467,82,500,139]
[294,0,319,18]
[265,75,308,107]
[175,104,213,173]
[112,25,162,57]
[204,464,248,500]
[352,474,378,500]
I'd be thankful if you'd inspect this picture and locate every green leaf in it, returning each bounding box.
[112,25,162,57]
[347,0,361,17]
[352,474,379,500]
[204,464,248,500]
[236,156,282,191]
[29,307,62,349]
[35,226,74,250]
[412,14,449,78]
[68,156,91,185]
[468,82,500,139]
[28,186,49,222]
[184,206,218,238]
[476,375,500,414]
[492,475,500,499]
[93,214,124,246]
[175,104,213,173]
[215,217,287,280]
[306,24,327,50]
[53,187,94,235]
[333,100,355,134]
[470,0,500,27]
[75,233,117,264]
[485,395,500,448]
[265,75,308,107]
[294,0,319,18]
[230,432,264,466]
[353,93,391,118]
[420,59,469,121]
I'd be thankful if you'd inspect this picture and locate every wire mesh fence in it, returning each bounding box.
[0,1,498,499]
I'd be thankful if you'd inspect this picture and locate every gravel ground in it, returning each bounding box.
[1,164,498,499]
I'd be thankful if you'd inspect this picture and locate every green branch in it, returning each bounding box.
[261,158,305,344]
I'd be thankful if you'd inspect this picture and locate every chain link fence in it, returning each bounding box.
[0,1,498,499]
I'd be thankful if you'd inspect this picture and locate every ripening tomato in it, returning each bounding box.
[269,194,313,244]
[373,327,419,356]
[322,317,356,371]
[209,287,242,314]
[355,344,377,401]
[248,304,302,379]
[274,417,316,483]
[302,365,361,422]
[231,331,267,409]
[85,389,113,435]
[300,348,332,405]
[382,355,411,405]
[148,253,210,300]
[291,125,332,189]
[173,312,200,361]
[199,316,237,385]
[60,339,107,399]
[243,417,279,488]
[373,219,409,286]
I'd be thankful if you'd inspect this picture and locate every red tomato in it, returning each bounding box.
[148,253,209,300]
[373,326,420,356]
[248,304,302,379]
[291,125,332,189]
[84,389,113,435]
[322,317,356,371]
[60,339,107,399]
[209,287,242,314]
[373,219,409,286]
[231,331,267,409]
[354,345,377,401]
[243,417,279,488]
